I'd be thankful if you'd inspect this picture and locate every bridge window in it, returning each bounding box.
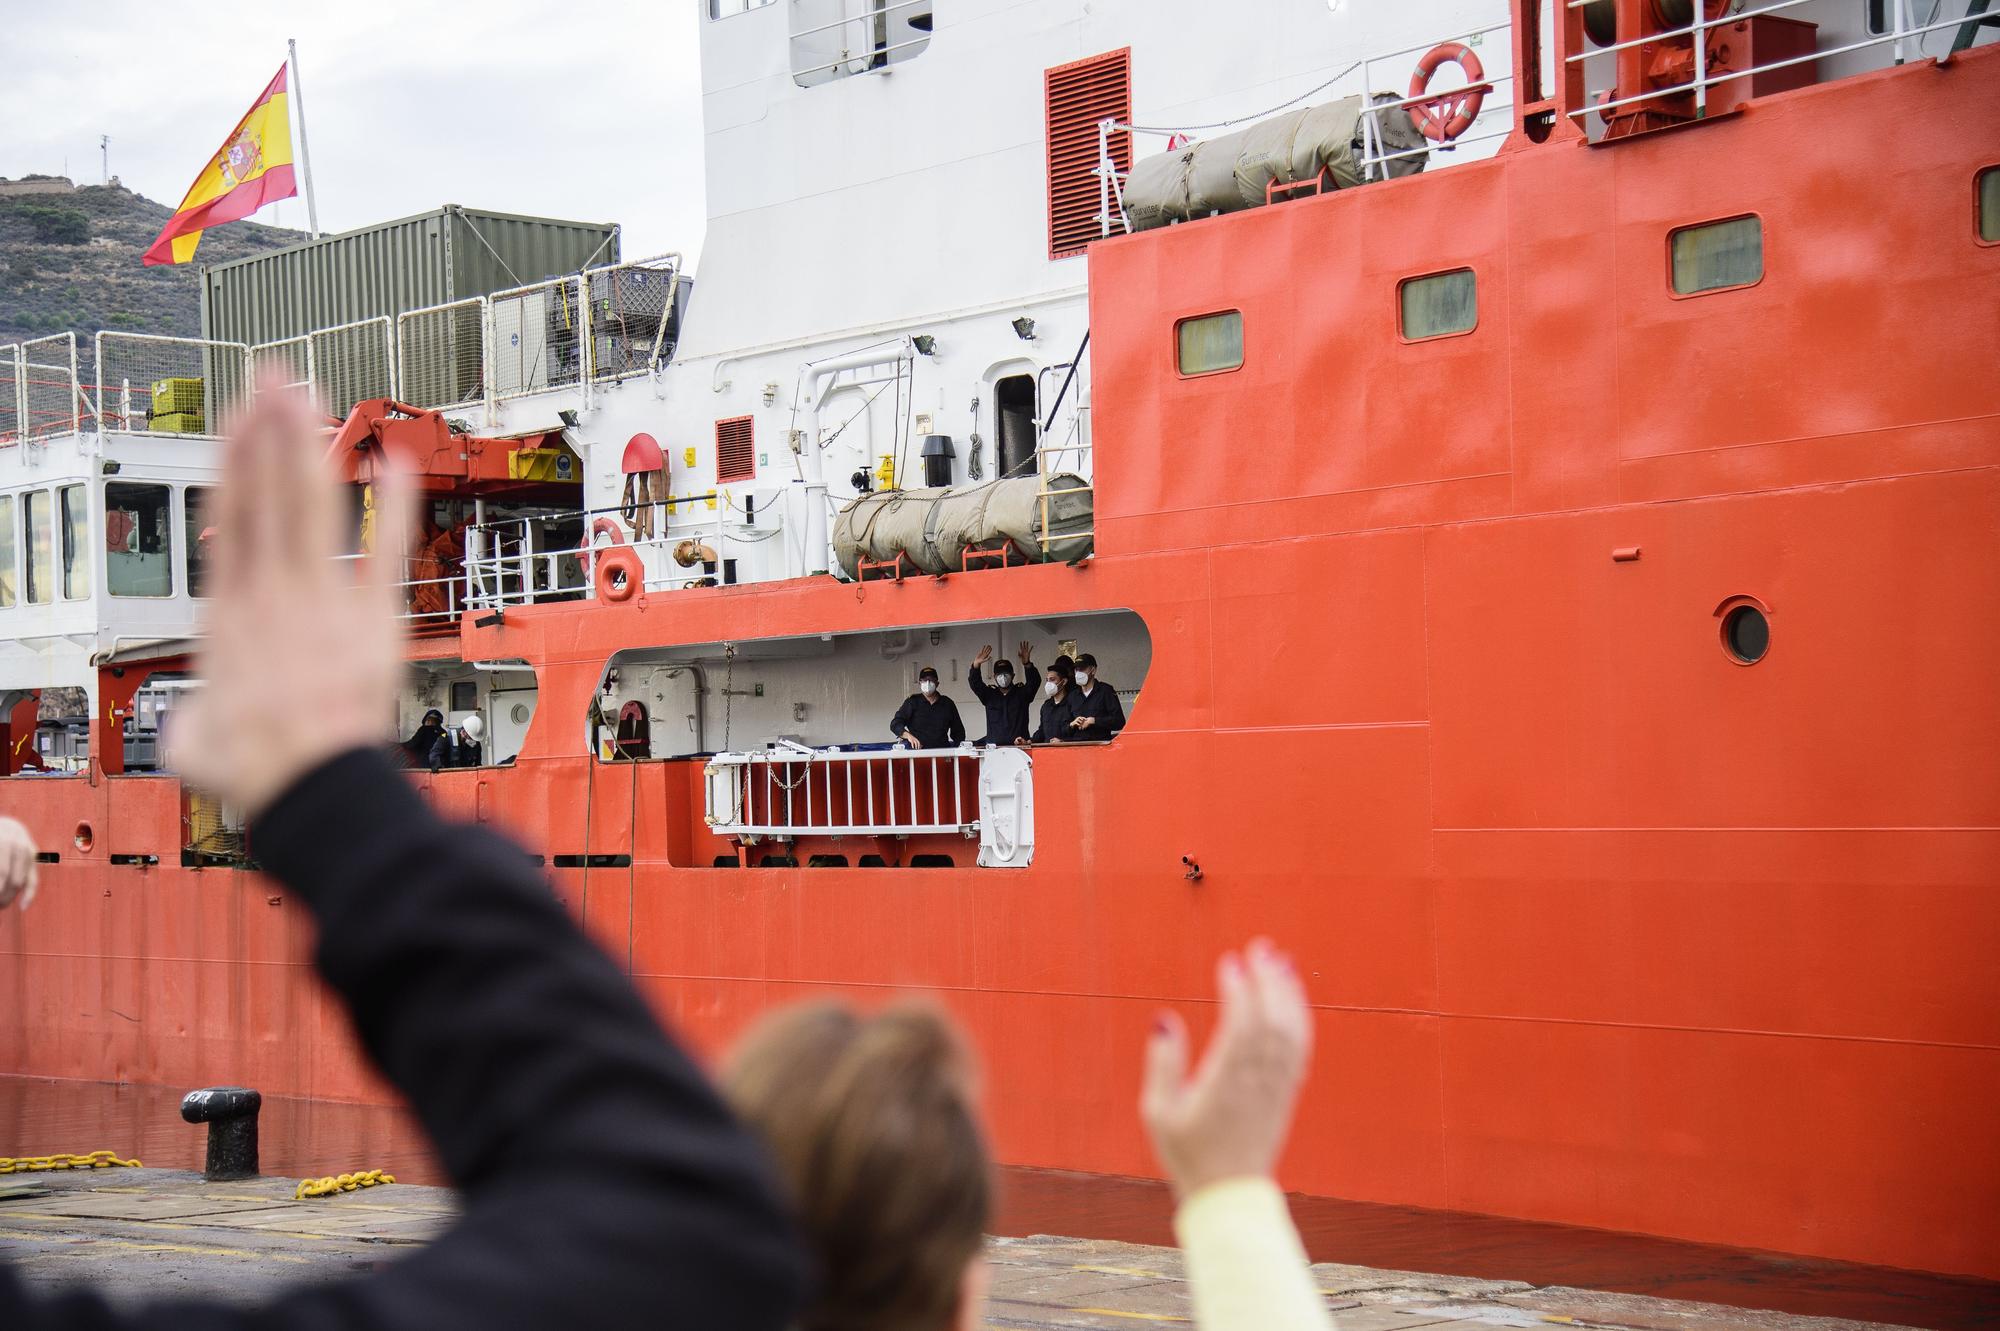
[1176,311,1243,377]
[0,495,14,607]
[1670,215,1763,295]
[23,490,52,605]
[791,0,932,89]
[1400,268,1478,340]
[710,0,774,15]
[1981,167,1998,243]
[106,483,173,598]
[184,486,215,598]
[59,484,88,599]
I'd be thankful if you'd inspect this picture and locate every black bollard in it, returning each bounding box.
[180,1087,262,1181]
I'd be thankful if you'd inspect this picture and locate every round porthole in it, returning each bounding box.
[73,822,94,852]
[1721,604,1769,664]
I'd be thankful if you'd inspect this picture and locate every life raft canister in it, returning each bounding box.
[595,546,644,603]
[1408,42,1487,143]
[575,515,627,575]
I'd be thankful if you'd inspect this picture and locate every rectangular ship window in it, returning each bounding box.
[791,0,931,88]
[710,0,774,16]
[1671,215,1763,295]
[1176,311,1244,376]
[106,482,173,598]
[23,490,51,605]
[185,486,215,598]
[1981,167,1999,243]
[0,495,14,607]
[60,483,89,599]
[1400,268,1478,340]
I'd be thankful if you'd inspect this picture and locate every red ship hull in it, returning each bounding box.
[5,47,1999,1280]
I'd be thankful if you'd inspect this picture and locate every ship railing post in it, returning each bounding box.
[1692,2,1708,118]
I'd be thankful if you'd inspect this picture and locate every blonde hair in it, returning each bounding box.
[722,1002,992,1331]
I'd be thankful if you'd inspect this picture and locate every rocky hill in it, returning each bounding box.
[0,176,302,349]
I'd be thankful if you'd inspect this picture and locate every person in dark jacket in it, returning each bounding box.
[0,381,810,1331]
[891,666,966,749]
[428,713,484,771]
[1066,653,1126,739]
[401,707,445,766]
[967,642,1039,746]
[1029,655,1078,743]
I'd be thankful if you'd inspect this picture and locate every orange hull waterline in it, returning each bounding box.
[4,29,1999,1285]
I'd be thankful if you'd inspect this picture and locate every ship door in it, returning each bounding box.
[994,374,1038,479]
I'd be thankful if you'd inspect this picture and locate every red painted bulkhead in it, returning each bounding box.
[3,49,1998,1278]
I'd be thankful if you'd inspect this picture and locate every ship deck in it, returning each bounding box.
[0,1169,1927,1331]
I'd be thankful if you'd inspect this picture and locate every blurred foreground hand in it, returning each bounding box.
[1141,938,1314,1198]
[169,383,408,819]
[0,816,37,911]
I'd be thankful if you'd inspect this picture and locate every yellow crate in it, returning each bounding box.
[150,378,205,416]
[148,411,206,435]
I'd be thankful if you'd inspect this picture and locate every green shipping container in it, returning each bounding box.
[199,205,620,349]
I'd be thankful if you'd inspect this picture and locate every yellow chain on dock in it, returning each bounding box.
[0,1150,142,1174]
[295,1169,396,1200]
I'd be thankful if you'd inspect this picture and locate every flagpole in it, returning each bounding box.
[287,38,322,238]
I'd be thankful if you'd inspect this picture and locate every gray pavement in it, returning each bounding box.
[0,1168,1922,1331]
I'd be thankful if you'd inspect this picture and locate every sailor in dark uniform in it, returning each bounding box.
[1065,653,1125,740]
[968,641,1039,745]
[890,666,966,749]
[1029,655,1078,743]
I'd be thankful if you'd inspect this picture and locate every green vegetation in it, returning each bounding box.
[0,184,299,347]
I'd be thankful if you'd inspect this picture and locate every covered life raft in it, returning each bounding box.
[1122,94,1428,232]
[831,474,1092,580]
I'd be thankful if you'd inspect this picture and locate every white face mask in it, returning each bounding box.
[919,679,937,696]
[994,673,1013,689]
[1044,679,1060,697]
[1076,671,1093,688]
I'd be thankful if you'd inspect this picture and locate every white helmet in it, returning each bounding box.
[461,714,485,741]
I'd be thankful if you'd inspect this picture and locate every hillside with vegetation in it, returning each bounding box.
[0,176,301,348]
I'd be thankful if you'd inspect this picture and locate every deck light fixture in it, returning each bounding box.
[1011,316,1036,341]
[912,334,937,356]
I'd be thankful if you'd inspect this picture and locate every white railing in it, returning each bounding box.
[703,744,1035,867]
[1566,0,1988,133]
[397,297,488,411]
[0,343,21,443]
[249,335,312,395]
[309,316,396,418]
[584,254,683,383]
[489,275,588,402]
[463,493,760,611]
[92,332,253,437]
[20,334,83,440]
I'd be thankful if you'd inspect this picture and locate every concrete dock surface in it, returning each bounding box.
[0,1168,1930,1331]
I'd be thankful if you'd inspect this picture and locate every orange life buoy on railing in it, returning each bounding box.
[1408,42,1488,143]
[595,545,644,604]
[574,516,626,576]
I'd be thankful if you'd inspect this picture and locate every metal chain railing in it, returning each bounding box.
[397,297,487,411]
[92,332,252,437]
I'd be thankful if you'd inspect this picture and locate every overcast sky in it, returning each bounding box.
[2,1,710,267]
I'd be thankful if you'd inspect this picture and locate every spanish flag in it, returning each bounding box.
[144,64,296,266]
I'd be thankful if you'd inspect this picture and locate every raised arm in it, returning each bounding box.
[0,382,807,1331]
[1141,940,1327,1331]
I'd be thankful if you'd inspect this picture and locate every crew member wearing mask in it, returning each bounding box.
[890,666,966,749]
[1029,655,1077,743]
[967,641,1039,746]
[1067,652,1126,739]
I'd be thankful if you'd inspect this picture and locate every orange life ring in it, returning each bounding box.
[575,516,626,575]
[595,545,644,603]
[1408,42,1487,143]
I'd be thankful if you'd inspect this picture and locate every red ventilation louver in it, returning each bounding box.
[715,416,756,483]
[1045,48,1132,261]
